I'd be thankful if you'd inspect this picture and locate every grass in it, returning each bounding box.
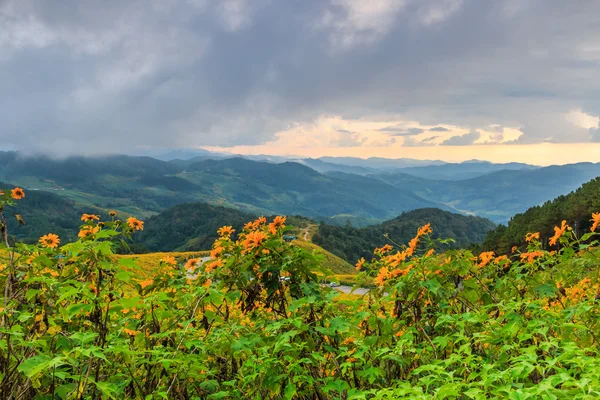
[293,240,356,274]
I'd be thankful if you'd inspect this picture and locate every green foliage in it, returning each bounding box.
[2,186,600,399]
[483,177,600,254]
[313,208,495,264]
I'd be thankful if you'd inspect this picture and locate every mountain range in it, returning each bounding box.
[1,150,600,228]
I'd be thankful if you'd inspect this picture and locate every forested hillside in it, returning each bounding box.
[483,177,600,254]
[313,208,496,263]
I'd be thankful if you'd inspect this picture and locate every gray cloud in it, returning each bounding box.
[441,130,480,146]
[1,0,600,154]
[429,126,449,132]
[380,126,425,136]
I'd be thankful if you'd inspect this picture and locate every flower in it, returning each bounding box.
[218,225,235,237]
[123,328,140,336]
[425,249,435,257]
[205,258,224,273]
[355,257,365,271]
[0,190,4,196]
[78,226,99,238]
[11,187,25,200]
[109,210,117,217]
[417,223,432,237]
[375,244,393,255]
[271,215,286,228]
[549,220,568,246]
[210,245,224,258]
[254,216,267,226]
[161,256,177,267]
[127,217,144,231]
[478,251,495,268]
[520,251,544,263]
[591,212,600,232]
[387,251,407,268]
[185,258,199,271]
[374,267,389,287]
[81,214,100,222]
[39,233,60,249]
[406,237,419,257]
[139,279,154,289]
[525,232,540,242]
[242,231,267,251]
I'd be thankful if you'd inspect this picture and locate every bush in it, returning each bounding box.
[1,187,600,398]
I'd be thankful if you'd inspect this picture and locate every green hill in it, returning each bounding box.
[312,208,496,264]
[482,177,600,254]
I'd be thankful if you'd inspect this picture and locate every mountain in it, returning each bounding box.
[312,208,496,264]
[133,203,256,252]
[389,161,536,181]
[374,162,600,223]
[318,156,446,170]
[296,158,376,175]
[181,157,443,219]
[482,177,600,254]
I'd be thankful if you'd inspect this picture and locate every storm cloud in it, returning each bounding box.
[1,0,600,155]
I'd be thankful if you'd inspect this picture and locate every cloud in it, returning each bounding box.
[441,130,481,146]
[429,126,449,132]
[1,0,600,156]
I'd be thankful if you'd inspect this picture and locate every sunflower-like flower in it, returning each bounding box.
[525,232,540,242]
[161,256,177,267]
[549,220,568,246]
[127,217,144,231]
[218,226,235,237]
[39,233,60,249]
[591,212,600,232]
[78,226,100,238]
[242,231,267,251]
[109,210,117,217]
[11,187,25,200]
[81,214,100,222]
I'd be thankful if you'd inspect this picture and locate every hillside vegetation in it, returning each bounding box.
[313,208,496,263]
[2,186,600,398]
[483,177,600,254]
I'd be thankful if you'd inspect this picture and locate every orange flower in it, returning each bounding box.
[355,257,365,271]
[375,244,393,255]
[210,245,224,258]
[511,246,518,253]
[406,237,419,257]
[520,251,544,263]
[591,212,600,232]
[242,231,267,251]
[81,213,100,222]
[203,279,212,288]
[268,223,278,235]
[127,217,144,231]
[549,220,568,246]
[254,216,267,226]
[494,255,508,264]
[218,225,235,237]
[78,226,99,238]
[272,215,286,227]
[123,328,140,336]
[525,232,540,242]
[39,233,60,249]
[109,210,117,217]
[0,190,4,195]
[11,187,25,200]
[205,258,224,273]
[425,249,435,257]
[478,251,495,268]
[244,221,256,231]
[374,267,389,287]
[417,223,432,237]
[185,258,199,271]
[139,279,154,289]
[387,251,407,268]
[161,256,177,267]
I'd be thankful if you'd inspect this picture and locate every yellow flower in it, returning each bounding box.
[242,231,267,251]
[161,256,177,267]
[127,217,144,231]
[217,225,235,237]
[549,220,568,246]
[81,213,100,222]
[11,187,25,200]
[591,212,600,232]
[525,232,540,242]
[478,251,495,268]
[78,226,99,238]
[39,233,60,249]
[355,257,365,271]
[205,258,224,273]
[374,267,389,287]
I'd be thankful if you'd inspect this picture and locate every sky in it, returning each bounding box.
[2,0,600,165]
